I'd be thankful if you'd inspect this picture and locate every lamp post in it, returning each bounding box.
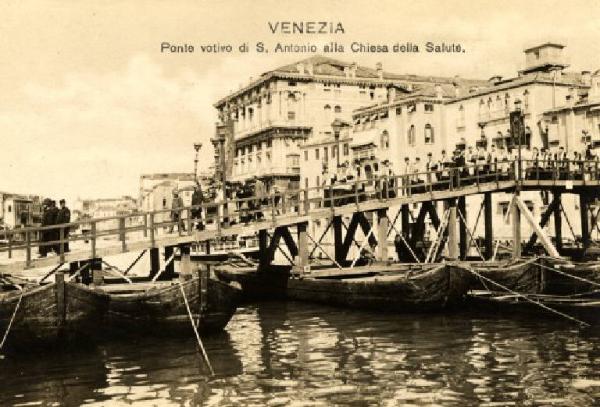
[193,142,202,183]
[510,98,524,189]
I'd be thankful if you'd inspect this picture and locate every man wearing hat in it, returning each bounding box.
[169,190,185,233]
[56,199,71,253]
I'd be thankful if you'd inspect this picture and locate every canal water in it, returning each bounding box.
[1,301,600,406]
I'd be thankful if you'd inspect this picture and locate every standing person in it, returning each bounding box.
[56,199,71,253]
[191,182,204,230]
[47,200,60,254]
[38,198,52,257]
[403,157,411,195]
[169,191,185,233]
[254,177,266,220]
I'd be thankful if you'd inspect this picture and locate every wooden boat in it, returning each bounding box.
[215,262,471,312]
[538,257,600,295]
[467,290,600,324]
[0,273,109,350]
[466,258,545,293]
[99,274,241,335]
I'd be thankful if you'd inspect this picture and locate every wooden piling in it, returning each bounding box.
[333,216,344,265]
[484,192,493,259]
[297,222,309,270]
[458,196,467,259]
[164,246,175,279]
[512,196,521,258]
[580,193,590,250]
[376,209,388,261]
[149,247,160,278]
[553,191,562,252]
[447,200,458,260]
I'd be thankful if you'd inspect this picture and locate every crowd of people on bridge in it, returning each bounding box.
[38,199,71,257]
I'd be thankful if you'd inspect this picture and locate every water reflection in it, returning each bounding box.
[2,301,600,405]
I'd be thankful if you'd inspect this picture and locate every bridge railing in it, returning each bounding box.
[1,159,598,267]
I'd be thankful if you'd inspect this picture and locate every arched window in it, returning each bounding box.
[380,130,390,149]
[504,93,511,112]
[408,125,416,145]
[458,105,465,127]
[334,105,342,113]
[424,124,434,144]
[324,104,331,111]
[523,89,530,110]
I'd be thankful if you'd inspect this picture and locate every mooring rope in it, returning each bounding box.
[463,264,590,327]
[0,288,24,354]
[533,258,600,290]
[178,281,214,375]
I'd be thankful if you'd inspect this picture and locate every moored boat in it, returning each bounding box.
[99,275,241,335]
[215,262,471,312]
[466,258,544,293]
[0,273,109,350]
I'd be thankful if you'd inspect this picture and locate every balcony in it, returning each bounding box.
[235,118,312,140]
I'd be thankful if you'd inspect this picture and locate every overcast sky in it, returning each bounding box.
[1,0,599,203]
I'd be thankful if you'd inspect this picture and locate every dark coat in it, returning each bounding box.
[56,207,71,225]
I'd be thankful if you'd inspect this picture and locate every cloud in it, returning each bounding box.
[0,54,219,203]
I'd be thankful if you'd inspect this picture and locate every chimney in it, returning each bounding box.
[581,70,592,85]
[306,63,314,75]
[434,84,443,99]
[350,62,357,78]
[376,62,383,79]
[296,62,305,74]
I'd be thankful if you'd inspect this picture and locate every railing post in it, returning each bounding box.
[59,227,65,263]
[143,213,148,238]
[271,194,276,222]
[149,213,155,247]
[7,230,12,259]
[354,180,360,206]
[119,216,126,252]
[281,193,287,215]
[90,221,97,260]
[25,230,31,267]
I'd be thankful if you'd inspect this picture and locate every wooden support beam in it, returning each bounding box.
[410,203,429,247]
[149,247,160,278]
[333,216,344,264]
[514,196,560,258]
[484,192,493,259]
[580,193,590,250]
[376,208,388,261]
[279,226,299,258]
[297,222,309,269]
[357,212,378,248]
[512,196,522,258]
[164,246,175,279]
[447,200,459,260]
[524,195,559,253]
[258,229,269,268]
[401,204,410,240]
[554,192,562,252]
[458,196,467,259]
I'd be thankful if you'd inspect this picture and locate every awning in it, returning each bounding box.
[350,128,378,148]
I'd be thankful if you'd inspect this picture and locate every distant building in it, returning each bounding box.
[74,196,139,232]
[213,56,484,193]
[0,192,42,239]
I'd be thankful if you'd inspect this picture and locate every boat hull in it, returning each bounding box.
[216,263,471,312]
[0,282,109,350]
[104,277,241,335]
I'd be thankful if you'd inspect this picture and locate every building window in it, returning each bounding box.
[380,130,390,149]
[315,149,320,160]
[7,205,11,213]
[334,105,342,113]
[248,107,254,120]
[424,124,434,144]
[288,111,296,120]
[332,145,337,159]
[458,105,465,127]
[267,139,272,148]
[324,147,329,161]
[304,150,309,161]
[407,104,416,114]
[408,125,416,145]
[316,176,320,187]
[288,81,297,87]
[343,143,349,156]
[324,104,331,112]
[523,89,530,111]
[395,107,402,115]
[424,103,434,112]
[323,83,331,92]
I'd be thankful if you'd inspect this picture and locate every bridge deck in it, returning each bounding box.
[2,160,599,273]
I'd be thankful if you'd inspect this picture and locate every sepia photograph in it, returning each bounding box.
[1,0,600,405]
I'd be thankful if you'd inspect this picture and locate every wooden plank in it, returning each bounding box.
[514,195,560,258]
